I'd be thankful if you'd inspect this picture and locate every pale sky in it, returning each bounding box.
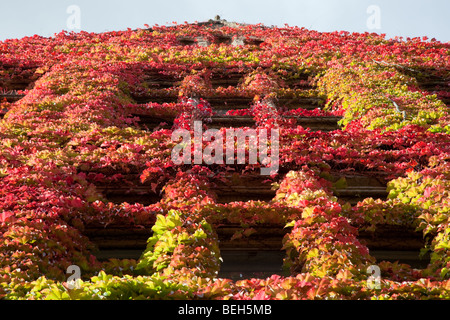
[0,0,449,42]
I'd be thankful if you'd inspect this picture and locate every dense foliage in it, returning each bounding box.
[0,20,449,299]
